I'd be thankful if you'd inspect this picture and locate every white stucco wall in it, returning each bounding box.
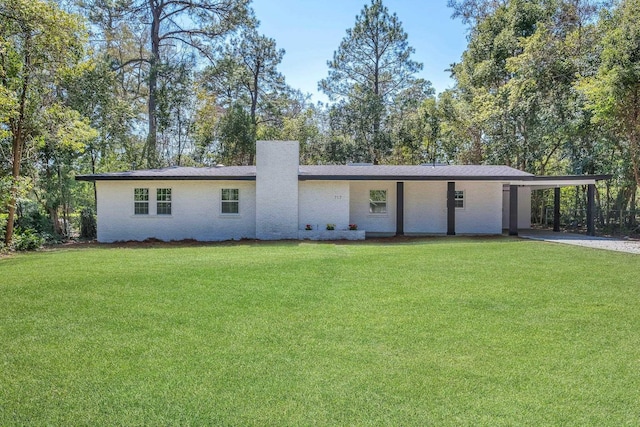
[404,181,448,234]
[455,182,504,234]
[348,181,505,235]
[95,180,256,242]
[299,181,350,231]
[349,181,397,235]
[502,186,532,229]
[255,140,299,240]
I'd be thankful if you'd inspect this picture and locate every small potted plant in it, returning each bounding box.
[305,224,313,230]
[348,224,358,230]
[326,223,335,230]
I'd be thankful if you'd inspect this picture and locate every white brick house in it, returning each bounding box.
[76,141,607,242]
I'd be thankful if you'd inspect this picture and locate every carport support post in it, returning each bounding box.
[396,182,404,236]
[447,182,455,236]
[587,184,595,236]
[509,185,518,236]
[553,187,561,232]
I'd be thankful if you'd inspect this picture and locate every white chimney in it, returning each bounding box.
[255,140,300,240]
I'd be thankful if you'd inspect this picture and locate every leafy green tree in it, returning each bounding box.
[391,97,440,164]
[62,56,139,206]
[451,0,551,169]
[448,0,507,25]
[437,89,484,164]
[237,30,286,139]
[204,28,287,164]
[34,106,97,236]
[191,84,222,165]
[447,0,608,170]
[71,0,150,185]
[0,0,88,244]
[578,0,640,188]
[215,103,254,165]
[81,0,253,167]
[155,58,196,166]
[387,79,437,164]
[276,105,326,164]
[447,0,618,225]
[320,0,424,163]
[143,0,252,167]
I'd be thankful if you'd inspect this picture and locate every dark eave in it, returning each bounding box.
[529,174,611,182]
[75,165,257,182]
[74,165,611,183]
[298,174,611,182]
[75,175,256,182]
[298,174,530,181]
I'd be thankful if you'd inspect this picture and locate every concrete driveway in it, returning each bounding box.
[519,230,640,254]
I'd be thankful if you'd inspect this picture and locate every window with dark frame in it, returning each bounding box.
[369,190,387,214]
[134,188,149,215]
[221,188,239,214]
[455,190,465,209]
[156,188,172,215]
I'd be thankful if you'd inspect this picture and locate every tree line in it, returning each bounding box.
[1,0,638,247]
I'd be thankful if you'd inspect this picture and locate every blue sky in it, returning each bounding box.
[251,0,469,104]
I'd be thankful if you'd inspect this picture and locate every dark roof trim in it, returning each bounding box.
[75,175,256,182]
[299,174,612,182]
[529,174,611,182]
[75,173,611,183]
[299,175,528,181]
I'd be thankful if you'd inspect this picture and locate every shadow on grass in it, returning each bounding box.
[41,234,522,252]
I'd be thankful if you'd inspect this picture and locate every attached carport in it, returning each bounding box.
[506,175,611,237]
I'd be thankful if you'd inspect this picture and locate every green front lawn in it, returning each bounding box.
[1,238,639,425]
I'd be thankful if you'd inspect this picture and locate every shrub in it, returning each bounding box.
[40,232,61,244]
[12,229,44,251]
[0,213,7,239]
[16,200,52,235]
[80,207,97,239]
[0,215,6,252]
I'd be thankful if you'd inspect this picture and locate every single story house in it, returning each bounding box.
[76,140,608,242]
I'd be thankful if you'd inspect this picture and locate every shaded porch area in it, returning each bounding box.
[503,175,609,237]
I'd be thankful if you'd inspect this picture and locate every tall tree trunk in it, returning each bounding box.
[470,129,483,164]
[5,38,30,246]
[47,206,63,236]
[605,180,610,226]
[595,185,604,227]
[57,164,69,237]
[248,63,260,165]
[176,108,182,166]
[629,86,640,189]
[372,52,381,164]
[146,0,161,168]
[630,184,637,228]
[91,150,97,208]
[5,135,23,245]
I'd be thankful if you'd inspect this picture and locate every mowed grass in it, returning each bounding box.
[1,238,639,426]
